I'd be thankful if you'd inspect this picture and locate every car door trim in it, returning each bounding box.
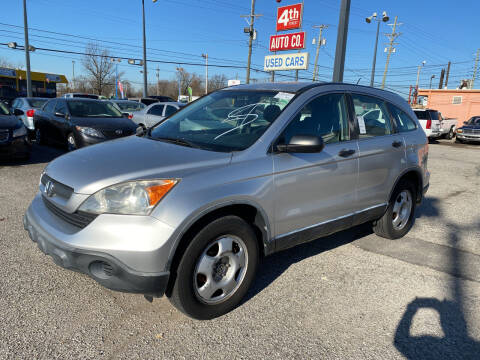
[272,202,387,252]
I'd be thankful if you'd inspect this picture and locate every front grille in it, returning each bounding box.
[41,174,74,200]
[0,129,9,142]
[101,128,135,139]
[463,129,480,135]
[42,196,97,229]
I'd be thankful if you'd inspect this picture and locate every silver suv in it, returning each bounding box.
[24,83,429,319]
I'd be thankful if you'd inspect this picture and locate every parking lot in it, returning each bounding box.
[1,139,479,359]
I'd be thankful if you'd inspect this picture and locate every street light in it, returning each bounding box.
[366,11,389,87]
[429,74,436,89]
[141,0,159,98]
[202,53,208,94]
[416,60,426,88]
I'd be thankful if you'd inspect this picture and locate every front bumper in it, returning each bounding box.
[456,133,480,142]
[24,193,176,296]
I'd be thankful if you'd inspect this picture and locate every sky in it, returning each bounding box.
[0,0,478,98]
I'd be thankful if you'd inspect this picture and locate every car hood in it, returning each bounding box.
[71,116,137,130]
[45,135,232,194]
[460,125,480,130]
[0,115,20,129]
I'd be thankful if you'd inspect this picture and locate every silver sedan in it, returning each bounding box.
[131,101,186,128]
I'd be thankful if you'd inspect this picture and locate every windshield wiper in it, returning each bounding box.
[153,136,201,149]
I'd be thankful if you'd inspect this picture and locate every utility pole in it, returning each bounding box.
[72,60,75,91]
[23,0,32,97]
[415,60,426,88]
[156,66,160,95]
[202,53,208,94]
[241,0,261,84]
[141,0,148,97]
[312,25,328,81]
[472,49,479,88]
[381,16,401,89]
[332,0,351,82]
[445,61,451,88]
[438,68,445,89]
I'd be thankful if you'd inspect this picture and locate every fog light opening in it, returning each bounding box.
[89,261,115,280]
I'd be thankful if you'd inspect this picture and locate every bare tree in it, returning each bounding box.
[0,57,24,70]
[82,43,115,96]
[176,68,204,96]
[208,74,228,91]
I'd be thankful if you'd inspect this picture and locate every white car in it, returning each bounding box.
[131,102,186,128]
[413,109,442,139]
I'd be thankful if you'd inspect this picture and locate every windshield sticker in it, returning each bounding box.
[357,116,367,134]
[274,92,295,101]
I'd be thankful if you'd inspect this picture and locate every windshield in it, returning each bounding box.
[28,98,48,108]
[67,100,123,118]
[0,102,10,115]
[149,90,294,152]
[467,117,480,125]
[116,101,146,112]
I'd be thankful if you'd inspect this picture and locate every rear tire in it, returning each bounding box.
[168,216,259,320]
[373,180,416,240]
[446,127,455,140]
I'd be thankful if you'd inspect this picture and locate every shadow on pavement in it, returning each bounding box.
[0,144,65,167]
[245,222,374,303]
[394,200,480,359]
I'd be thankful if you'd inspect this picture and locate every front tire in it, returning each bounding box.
[66,133,77,151]
[373,180,416,240]
[169,216,259,320]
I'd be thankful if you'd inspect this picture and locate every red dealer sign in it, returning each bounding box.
[276,3,303,32]
[269,32,305,52]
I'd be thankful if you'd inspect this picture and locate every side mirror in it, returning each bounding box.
[136,126,146,137]
[277,135,325,153]
[122,112,130,118]
[13,109,24,116]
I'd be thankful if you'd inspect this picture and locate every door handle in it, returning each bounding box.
[338,149,356,157]
[392,141,403,148]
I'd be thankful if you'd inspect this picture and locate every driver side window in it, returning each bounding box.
[280,93,350,145]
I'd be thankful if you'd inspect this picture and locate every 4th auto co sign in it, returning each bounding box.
[265,3,309,72]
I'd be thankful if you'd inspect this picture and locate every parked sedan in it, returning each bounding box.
[131,102,186,128]
[456,116,480,143]
[0,102,30,159]
[11,97,49,139]
[34,98,138,151]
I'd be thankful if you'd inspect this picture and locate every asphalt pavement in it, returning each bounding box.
[1,139,479,359]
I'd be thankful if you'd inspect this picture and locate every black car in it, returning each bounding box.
[147,95,175,102]
[0,102,31,160]
[33,98,138,151]
[456,116,480,144]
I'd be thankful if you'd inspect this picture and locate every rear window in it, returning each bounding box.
[428,110,439,120]
[140,98,159,106]
[28,98,48,108]
[413,110,428,120]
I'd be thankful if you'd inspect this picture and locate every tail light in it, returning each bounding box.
[26,109,35,117]
[128,114,133,119]
[426,119,431,129]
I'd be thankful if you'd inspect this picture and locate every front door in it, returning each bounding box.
[272,93,359,250]
[351,93,406,211]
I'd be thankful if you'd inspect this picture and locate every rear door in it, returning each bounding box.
[39,99,57,141]
[52,100,69,144]
[272,92,359,249]
[351,93,406,211]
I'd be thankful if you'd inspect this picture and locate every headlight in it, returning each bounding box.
[12,123,27,138]
[78,179,178,215]
[76,126,104,138]
[457,129,463,133]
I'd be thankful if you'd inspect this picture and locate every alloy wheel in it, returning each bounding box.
[392,190,412,231]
